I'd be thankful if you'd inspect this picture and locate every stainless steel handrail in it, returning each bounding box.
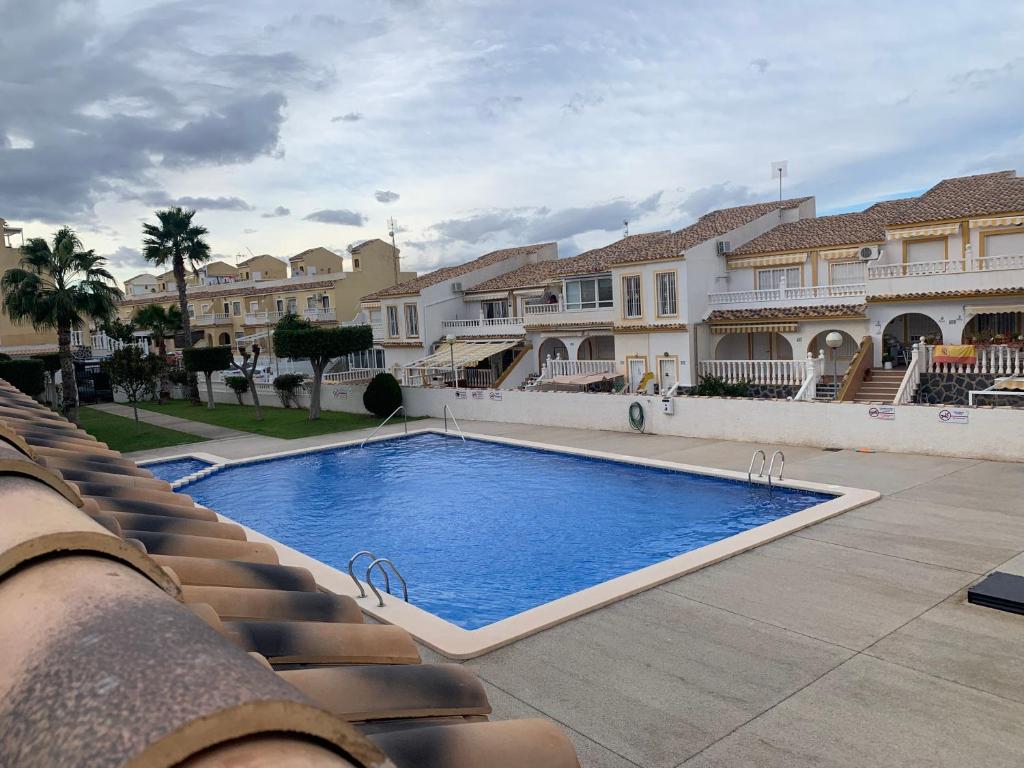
[359,405,408,448]
[768,450,785,481]
[366,558,408,607]
[347,550,390,597]
[443,404,466,443]
[747,449,766,483]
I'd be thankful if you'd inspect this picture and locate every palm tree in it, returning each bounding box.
[1,227,123,422]
[133,303,182,403]
[141,207,211,402]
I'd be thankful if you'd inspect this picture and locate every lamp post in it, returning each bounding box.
[825,331,843,400]
[445,333,457,389]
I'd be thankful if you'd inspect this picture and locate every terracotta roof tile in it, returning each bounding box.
[866,287,1024,302]
[707,304,868,322]
[362,242,554,300]
[887,171,1024,226]
[119,276,338,307]
[611,197,812,265]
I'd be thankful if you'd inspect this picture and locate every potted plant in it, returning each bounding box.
[882,352,893,370]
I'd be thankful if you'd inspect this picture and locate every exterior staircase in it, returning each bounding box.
[849,368,905,403]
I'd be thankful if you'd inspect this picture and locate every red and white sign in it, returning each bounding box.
[867,405,896,421]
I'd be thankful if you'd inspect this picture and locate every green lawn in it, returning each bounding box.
[79,406,205,453]
[136,399,401,439]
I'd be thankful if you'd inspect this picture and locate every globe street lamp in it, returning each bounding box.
[445,333,457,389]
[825,331,843,399]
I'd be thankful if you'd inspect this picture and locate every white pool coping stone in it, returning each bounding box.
[172,429,880,660]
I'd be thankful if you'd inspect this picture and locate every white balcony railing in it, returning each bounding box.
[707,284,866,306]
[867,254,1024,279]
[244,311,287,325]
[370,321,385,341]
[922,344,1024,376]
[303,308,336,322]
[698,359,811,386]
[322,368,386,385]
[193,313,231,326]
[522,300,616,326]
[523,302,562,315]
[441,317,525,336]
[540,359,618,380]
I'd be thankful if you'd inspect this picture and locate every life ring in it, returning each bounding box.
[628,401,645,432]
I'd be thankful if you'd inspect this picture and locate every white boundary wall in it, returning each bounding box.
[197,383,1023,462]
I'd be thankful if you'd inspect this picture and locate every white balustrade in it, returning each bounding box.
[302,308,336,322]
[793,352,825,401]
[698,359,810,386]
[523,302,562,315]
[707,284,866,305]
[923,344,1024,376]
[322,368,385,384]
[867,254,1024,280]
[441,317,525,336]
[894,343,923,405]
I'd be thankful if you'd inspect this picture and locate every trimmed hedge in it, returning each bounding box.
[32,353,62,373]
[0,358,46,398]
[182,345,233,373]
[363,372,402,417]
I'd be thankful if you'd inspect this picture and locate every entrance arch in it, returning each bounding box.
[577,335,614,360]
[714,332,792,360]
[538,337,568,364]
[882,313,942,365]
[218,332,232,346]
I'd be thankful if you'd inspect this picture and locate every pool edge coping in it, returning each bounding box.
[182,428,881,660]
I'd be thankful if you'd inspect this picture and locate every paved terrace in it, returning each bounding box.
[131,421,1024,768]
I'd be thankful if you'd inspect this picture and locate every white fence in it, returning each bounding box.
[708,284,866,306]
[923,344,1024,376]
[867,254,1024,279]
[441,317,525,336]
[540,359,618,380]
[322,368,385,385]
[698,359,810,386]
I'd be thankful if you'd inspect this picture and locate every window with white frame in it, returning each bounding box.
[249,300,258,312]
[231,301,241,316]
[656,272,677,316]
[482,300,508,319]
[386,305,399,336]
[756,267,801,291]
[564,276,613,310]
[828,261,866,286]
[286,297,297,314]
[307,296,317,309]
[623,275,642,318]
[404,304,419,337]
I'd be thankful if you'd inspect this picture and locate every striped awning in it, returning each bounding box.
[887,223,960,239]
[410,339,520,368]
[969,214,1024,228]
[711,322,798,335]
[965,304,1024,319]
[464,291,509,302]
[727,253,807,270]
[819,247,862,261]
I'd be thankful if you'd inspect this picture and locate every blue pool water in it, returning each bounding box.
[183,434,831,629]
[144,457,213,483]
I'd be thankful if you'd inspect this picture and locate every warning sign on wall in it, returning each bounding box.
[867,405,896,421]
[938,408,969,425]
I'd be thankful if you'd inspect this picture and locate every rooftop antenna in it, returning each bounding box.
[623,219,629,238]
[387,216,400,285]
[771,160,789,219]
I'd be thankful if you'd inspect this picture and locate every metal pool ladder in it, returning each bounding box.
[366,558,408,607]
[768,450,785,482]
[347,550,390,597]
[748,450,767,483]
[443,404,466,443]
[360,405,408,448]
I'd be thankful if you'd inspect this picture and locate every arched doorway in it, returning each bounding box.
[882,313,942,365]
[578,335,614,360]
[538,338,568,364]
[714,332,792,360]
[808,329,858,378]
[962,311,1024,343]
[218,332,231,346]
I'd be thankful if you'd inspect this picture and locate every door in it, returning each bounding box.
[628,358,647,393]
[751,332,773,359]
[658,357,676,391]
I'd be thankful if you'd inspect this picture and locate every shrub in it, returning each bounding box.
[273,373,305,408]
[691,375,750,398]
[0,352,11,361]
[363,372,402,417]
[183,346,233,409]
[273,324,373,420]
[224,375,249,405]
[103,347,163,422]
[167,366,189,385]
[0,358,46,398]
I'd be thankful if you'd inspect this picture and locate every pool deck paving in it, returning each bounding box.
[128,420,1024,768]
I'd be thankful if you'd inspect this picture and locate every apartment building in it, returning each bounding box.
[0,218,59,354]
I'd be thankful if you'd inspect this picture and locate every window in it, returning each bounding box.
[482,300,508,319]
[321,295,330,310]
[231,301,241,316]
[307,296,317,309]
[404,304,419,337]
[564,276,613,310]
[656,272,677,316]
[276,299,284,313]
[386,306,399,337]
[222,302,229,314]
[829,261,865,286]
[756,267,801,291]
[249,301,258,312]
[286,298,297,314]
[309,266,317,276]
[622,275,642,319]
[353,258,360,269]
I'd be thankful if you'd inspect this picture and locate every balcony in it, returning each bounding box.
[440,317,525,337]
[193,313,232,326]
[707,284,866,309]
[303,308,336,323]
[866,254,1024,296]
[244,311,286,325]
[522,300,616,327]
[370,321,385,341]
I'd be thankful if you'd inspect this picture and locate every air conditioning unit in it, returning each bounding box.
[716,240,731,256]
[450,281,464,294]
[858,245,882,261]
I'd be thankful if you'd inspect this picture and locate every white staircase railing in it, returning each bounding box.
[793,352,825,401]
[893,342,923,405]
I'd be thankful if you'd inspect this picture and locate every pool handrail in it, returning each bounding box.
[359,405,408,448]
[768,450,785,482]
[347,550,390,597]
[443,404,467,443]
[747,450,766,483]
[366,558,408,607]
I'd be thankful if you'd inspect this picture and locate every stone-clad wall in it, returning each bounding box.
[917,373,1024,408]
[749,384,800,400]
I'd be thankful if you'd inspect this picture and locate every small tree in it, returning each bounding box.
[102,316,138,344]
[104,347,163,425]
[228,344,263,420]
[33,353,62,405]
[224,376,249,405]
[134,303,182,403]
[273,373,305,408]
[0,359,46,399]
[363,372,402,417]
[183,346,233,409]
[274,325,373,420]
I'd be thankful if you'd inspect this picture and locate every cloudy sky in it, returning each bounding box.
[2,0,1023,283]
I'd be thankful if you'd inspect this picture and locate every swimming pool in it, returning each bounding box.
[142,457,214,483]
[182,433,835,630]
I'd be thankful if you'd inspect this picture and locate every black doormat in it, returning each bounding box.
[967,572,1024,616]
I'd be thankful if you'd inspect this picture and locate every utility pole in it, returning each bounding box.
[387,217,400,285]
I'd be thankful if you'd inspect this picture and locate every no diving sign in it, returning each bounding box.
[938,408,969,425]
[868,405,896,421]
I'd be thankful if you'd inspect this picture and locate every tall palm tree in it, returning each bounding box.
[133,303,182,403]
[1,227,123,422]
[141,207,211,402]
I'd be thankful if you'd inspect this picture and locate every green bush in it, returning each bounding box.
[691,375,750,398]
[0,358,46,398]
[32,353,61,373]
[224,375,249,405]
[273,373,305,408]
[362,372,402,417]
[167,366,189,385]
[0,352,11,361]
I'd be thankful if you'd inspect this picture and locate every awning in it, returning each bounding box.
[819,247,863,261]
[970,214,1024,228]
[727,253,807,270]
[464,291,509,302]
[410,339,520,368]
[553,371,617,386]
[994,377,1024,391]
[888,223,960,239]
[965,304,1024,319]
[711,322,798,334]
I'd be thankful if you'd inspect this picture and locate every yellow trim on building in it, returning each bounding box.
[727,253,807,270]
